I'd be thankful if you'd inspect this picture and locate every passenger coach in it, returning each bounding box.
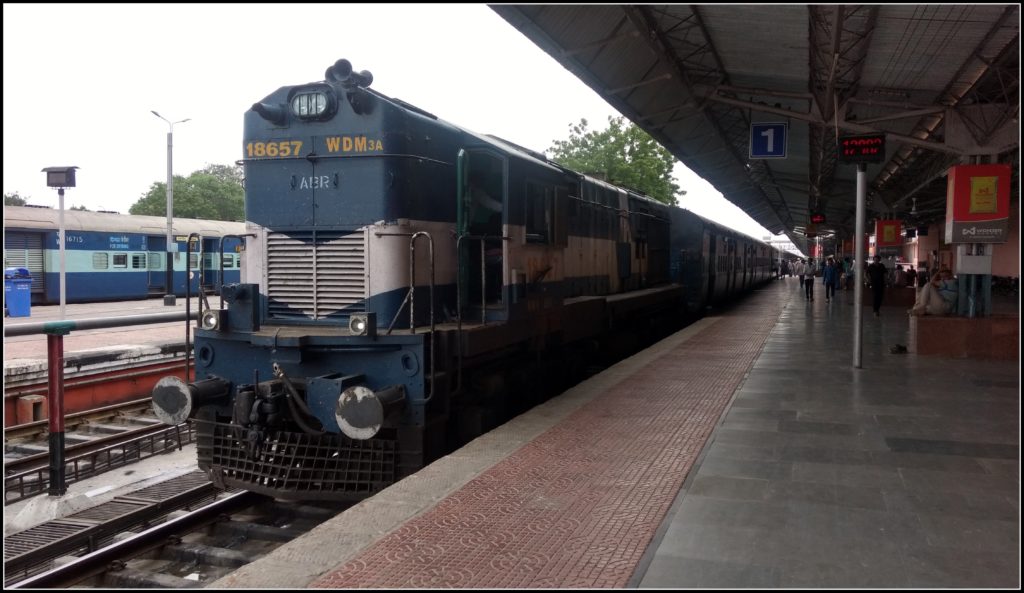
[3,206,246,304]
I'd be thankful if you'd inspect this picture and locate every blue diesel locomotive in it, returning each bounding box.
[151,59,778,501]
[3,206,245,304]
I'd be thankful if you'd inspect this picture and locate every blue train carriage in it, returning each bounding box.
[2,206,245,303]
[668,207,779,313]
[161,58,773,502]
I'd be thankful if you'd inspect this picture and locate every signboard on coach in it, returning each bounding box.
[944,164,1011,243]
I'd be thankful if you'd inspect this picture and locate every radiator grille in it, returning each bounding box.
[199,422,396,501]
[266,231,366,320]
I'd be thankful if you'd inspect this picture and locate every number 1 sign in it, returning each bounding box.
[749,122,788,159]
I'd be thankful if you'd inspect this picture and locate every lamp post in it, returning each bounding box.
[151,111,190,305]
[41,166,79,320]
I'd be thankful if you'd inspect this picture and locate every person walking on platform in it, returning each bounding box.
[795,259,805,290]
[906,266,918,288]
[822,257,838,302]
[865,255,887,317]
[804,257,816,301]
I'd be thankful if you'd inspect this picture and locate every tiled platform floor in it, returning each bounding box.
[638,279,1019,587]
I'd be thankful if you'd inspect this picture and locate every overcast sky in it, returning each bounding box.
[3,3,774,240]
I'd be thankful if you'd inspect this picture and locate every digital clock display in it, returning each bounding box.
[838,133,885,163]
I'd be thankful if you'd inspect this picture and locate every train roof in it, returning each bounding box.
[368,93,676,215]
[364,91,707,218]
[677,207,773,247]
[3,206,246,236]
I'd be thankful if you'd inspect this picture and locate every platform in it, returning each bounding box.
[3,297,203,363]
[205,279,1019,589]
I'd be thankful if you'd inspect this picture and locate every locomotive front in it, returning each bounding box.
[152,59,458,501]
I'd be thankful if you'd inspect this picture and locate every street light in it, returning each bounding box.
[151,110,191,306]
[41,166,79,320]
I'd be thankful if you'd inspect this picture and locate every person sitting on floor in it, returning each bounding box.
[909,268,957,316]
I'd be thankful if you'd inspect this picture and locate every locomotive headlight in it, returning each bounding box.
[348,312,376,337]
[291,92,328,118]
[200,309,221,331]
[286,85,337,121]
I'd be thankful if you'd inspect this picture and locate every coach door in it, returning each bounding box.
[726,240,736,294]
[742,243,751,290]
[706,232,718,304]
[147,236,166,294]
[4,231,45,301]
[457,149,507,319]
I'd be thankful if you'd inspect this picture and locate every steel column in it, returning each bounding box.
[45,326,71,496]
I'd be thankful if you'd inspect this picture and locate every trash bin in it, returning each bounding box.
[4,267,32,317]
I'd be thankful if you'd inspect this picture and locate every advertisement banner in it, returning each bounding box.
[875,219,902,247]
[945,164,1011,243]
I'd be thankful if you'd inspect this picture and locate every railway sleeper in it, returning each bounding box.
[160,541,250,568]
[79,423,138,435]
[62,434,95,445]
[278,503,344,522]
[102,566,195,588]
[212,520,304,542]
[7,443,50,455]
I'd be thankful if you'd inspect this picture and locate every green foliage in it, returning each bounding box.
[70,204,89,211]
[130,164,244,221]
[4,191,28,206]
[548,116,681,205]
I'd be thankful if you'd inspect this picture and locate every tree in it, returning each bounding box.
[130,164,244,221]
[548,116,681,206]
[4,191,28,206]
[70,204,90,211]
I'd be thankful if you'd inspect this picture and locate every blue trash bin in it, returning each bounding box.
[5,267,32,317]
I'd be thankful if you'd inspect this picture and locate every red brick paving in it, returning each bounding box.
[313,294,787,588]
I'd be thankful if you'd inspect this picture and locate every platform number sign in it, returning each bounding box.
[749,122,788,159]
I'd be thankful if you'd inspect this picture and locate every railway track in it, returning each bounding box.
[4,399,196,505]
[5,471,346,588]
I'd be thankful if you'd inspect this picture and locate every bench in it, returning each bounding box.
[911,314,1019,360]
[860,286,918,307]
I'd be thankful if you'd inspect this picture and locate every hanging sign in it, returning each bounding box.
[875,219,902,247]
[750,122,788,159]
[945,164,1011,243]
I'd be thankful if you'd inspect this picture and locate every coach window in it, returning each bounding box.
[525,181,553,244]
[93,253,109,270]
[131,253,147,269]
[113,253,127,268]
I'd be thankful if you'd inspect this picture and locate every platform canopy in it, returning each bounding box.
[494,5,1020,253]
